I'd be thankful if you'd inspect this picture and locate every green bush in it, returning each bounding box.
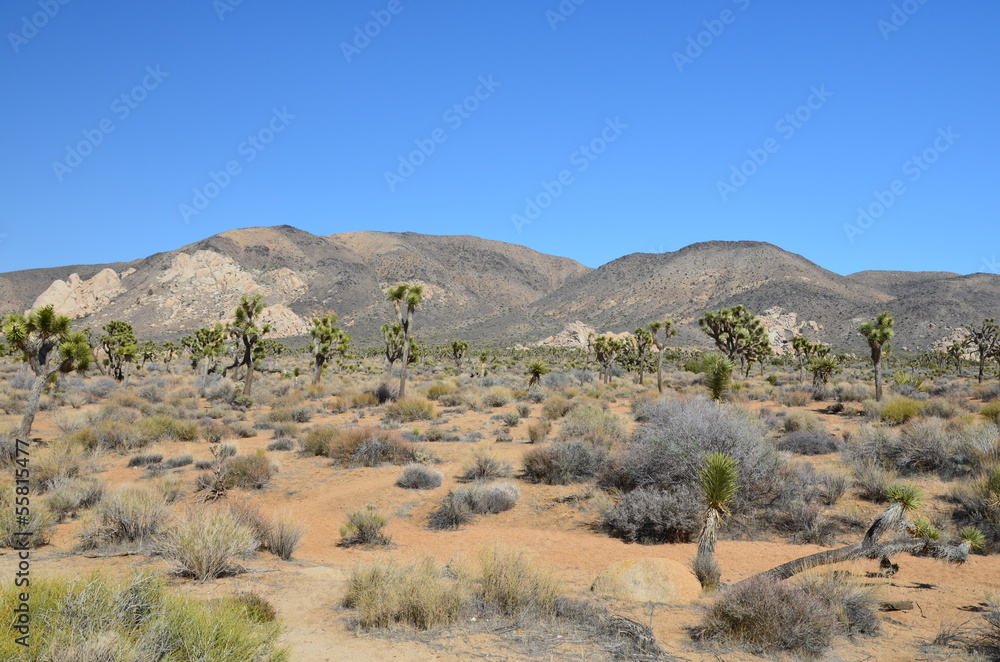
[980,399,1000,424]
[879,397,925,425]
[559,404,626,446]
[385,397,437,422]
[340,503,392,547]
[0,571,287,662]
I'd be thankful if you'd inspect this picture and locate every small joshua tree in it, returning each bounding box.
[100,320,138,385]
[387,283,423,399]
[526,360,551,388]
[450,340,468,370]
[310,313,350,386]
[858,311,895,401]
[2,306,92,441]
[694,452,738,591]
[647,319,677,394]
[225,294,271,398]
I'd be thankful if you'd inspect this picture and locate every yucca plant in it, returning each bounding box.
[694,452,738,591]
[705,355,734,401]
[525,360,552,388]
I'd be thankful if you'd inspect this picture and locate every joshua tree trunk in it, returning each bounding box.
[874,361,883,401]
[313,356,324,386]
[655,349,664,394]
[17,373,50,442]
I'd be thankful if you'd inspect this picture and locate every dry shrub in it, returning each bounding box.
[541,395,574,420]
[478,545,560,619]
[526,419,551,444]
[694,576,837,658]
[300,427,337,456]
[599,485,702,544]
[81,484,166,549]
[384,397,436,422]
[459,447,512,482]
[558,404,626,446]
[396,464,443,490]
[327,428,417,467]
[521,441,606,485]
[342,557,466,629]
[778,430,840,455]
[340,503,391,547]
[266,512,305,560]
[159,505,259,580]
[429,483,519,530]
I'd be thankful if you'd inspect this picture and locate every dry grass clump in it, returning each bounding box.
[266,512,305,560]
[384,397,437,422]
[342,557,467,629]
[396,463,443,490]
[340,502,392,547]
[429,483,520,530]
[478,545,560,619]
[541,395,574,420]
[459,447,512,482]
[558,404,626,446]
[526,419,552,444]
[777,430,840,455]
[327,428,418,467]
[159,505,259,580]
[694,576,837,658]
[522,441,606,485]
[45,476,105,521]
[80,484,167,549]
[0,484,56,548]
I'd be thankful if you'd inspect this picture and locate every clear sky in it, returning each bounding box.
[1,1,997,275]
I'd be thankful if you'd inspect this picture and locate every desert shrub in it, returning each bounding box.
[527,419,552,444]
[777,430,840,455]
[495,411,521,427]
[879,397,925,425]
[541,395,574,420]
[83,376,118,399]
[351,391,380,408]
[340,503,392,547]
[51,410,88,434]
[426,383,452,401]
[159,505,259,580]
[229,421,256,438]
[223,450,278,489]
[200,420,234,443]
[479,545,559,618]
[819,471,849,506]
[128,453,164,468]
[267,406,314,423]
[396,464,443,490]
[950,469,1000,553]
[923,398,962,419]
[783,409,822,433]
[32,441,86,493]
[385,397,436,422]
[852,459,897,503]
[267,438,295,451]
[45,476,105,521]
[0,571,287,662]
[601,398,780,513]
[429,483,519,529]
[328,428,417,467]
[459,447,512,482]
[300,426,338,456]
[799,573,882,636]
[777,388,812,408]
[481,387,512,408]
[163,454,193,469]
[522,441,606,485]
[694,576,837,658]
[981,399,1000,425]
[559,404,626,446]
[265,513,304,560]
[342,557,466,629]
[73,419,144,452]
[599,485,702,544]
[423,426,446,441]
[0,485,56,548]
[849,420,995,479]
[81,484,167,548]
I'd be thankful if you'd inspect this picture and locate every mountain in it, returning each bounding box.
[2,227,997,351]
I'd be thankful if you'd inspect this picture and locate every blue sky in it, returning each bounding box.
[1,1,997,275]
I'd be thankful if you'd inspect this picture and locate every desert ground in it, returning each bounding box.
[2,348,999,662]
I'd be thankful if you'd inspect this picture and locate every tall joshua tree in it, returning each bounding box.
[859,311,895,402]
[694,452,738,591]
[593,335,621,384]
[965,319,999,384]
[699,305,770,370]
[449,340,468,370]
[182,324,227,376]
[387,283,422,399]
[632,327,653,385]
[310,313,351,386]
[647,319,677,395]
[3,306,92,441]
[225,294,271,398]
[100,320,138,385]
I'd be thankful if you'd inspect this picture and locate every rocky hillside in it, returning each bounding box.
[2,227,998,351]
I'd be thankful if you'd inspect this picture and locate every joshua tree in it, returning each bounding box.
[450,340,468,370]
[965,319,999,384]
[310,313,351,386]
[808,355,840,388]
[2,306,93,441]
[699,305,770,371]
[224,294,272,398]
[387,283,423,399]
[694,452,738,591]
[181,324,226,376]
[526,360,552,388]
[738,483,974,585]
[858,311,895,401]
[647,319,677,395]
[791,335,811,382]
[100,320,138,384]
[631,327,653,385]
[161,341,179,366]
[593,335,621,384]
